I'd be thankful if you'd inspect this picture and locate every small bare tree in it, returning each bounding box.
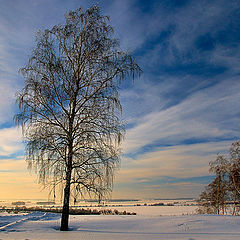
[209,155,229,214]
[229,141,240,194]
[198,141,240,215]
[15,6,141,231]
[198,154,230,214]
[229,141,240,214]
[197,181,222,214]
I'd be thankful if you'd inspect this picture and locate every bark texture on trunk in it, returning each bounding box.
[60,150,73,231]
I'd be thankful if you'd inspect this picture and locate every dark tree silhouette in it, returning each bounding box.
[15,6,141,231]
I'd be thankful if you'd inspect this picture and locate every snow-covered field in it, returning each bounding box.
[1,210,240,239]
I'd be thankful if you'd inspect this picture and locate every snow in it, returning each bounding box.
[1,210,240,239]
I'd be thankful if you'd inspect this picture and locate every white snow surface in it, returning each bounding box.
[1,211,240,240]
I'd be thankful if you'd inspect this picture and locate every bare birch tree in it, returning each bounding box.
[15,6,141,231]
[198,141,240,215]
[229,141,240,214]
[209,155,229,214]
[198,155,229,215]
[197,180,223,214]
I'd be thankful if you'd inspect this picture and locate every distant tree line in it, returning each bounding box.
[0,206,136,215]
[197,141,240,215]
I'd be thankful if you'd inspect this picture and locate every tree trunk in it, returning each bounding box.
[60,151,73,231]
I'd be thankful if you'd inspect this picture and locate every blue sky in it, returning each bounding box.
[0,0,240,199]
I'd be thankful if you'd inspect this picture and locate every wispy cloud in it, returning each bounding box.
[114,141,231,198]
[0,127,23,157]
[122,78,240,154]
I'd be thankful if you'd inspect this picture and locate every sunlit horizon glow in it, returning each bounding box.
[0,0,240,200]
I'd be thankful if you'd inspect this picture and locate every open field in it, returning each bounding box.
[1,208,240,240]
